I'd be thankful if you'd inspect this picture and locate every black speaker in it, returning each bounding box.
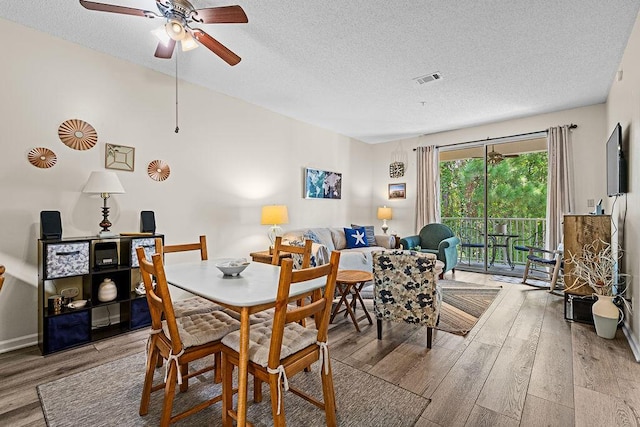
[40,211,62,240]
[140,211,156,234]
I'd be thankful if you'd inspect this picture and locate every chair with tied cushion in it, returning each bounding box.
[155,236,223,318]
[220,251,341,426]
[399,223,460,279]
[272,236,313,327]
[373,250,441,348]
[135,247,241,427]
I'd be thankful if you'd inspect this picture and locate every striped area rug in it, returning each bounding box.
[436,280,502,336]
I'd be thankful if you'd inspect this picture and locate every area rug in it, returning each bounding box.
[435,279,502,335]
[38,352,429,427]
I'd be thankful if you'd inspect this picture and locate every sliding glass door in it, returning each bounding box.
[440,138,548,276]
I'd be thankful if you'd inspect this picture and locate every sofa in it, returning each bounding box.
[282,226,395,272]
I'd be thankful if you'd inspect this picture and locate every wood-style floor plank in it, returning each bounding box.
[527,329,574,408]
[464,405,519,427]
[520,393,574,426]
[572,322,621,397]
[420,340,501,426]
[4,271,640,427]
[475,336,536,420]
[574,386,638,426]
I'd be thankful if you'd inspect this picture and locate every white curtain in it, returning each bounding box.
[546,125,574,250]
[415,145,441,231]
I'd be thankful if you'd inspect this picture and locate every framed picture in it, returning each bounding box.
[388,183,406,199]
[304,168,342,199]
[105,143,135,172]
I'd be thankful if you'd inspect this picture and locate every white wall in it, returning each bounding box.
[0,19,374,352]
[606,10,640,354]
[370,104,607,239]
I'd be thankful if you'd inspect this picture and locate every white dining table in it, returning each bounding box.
[164,259,327,427]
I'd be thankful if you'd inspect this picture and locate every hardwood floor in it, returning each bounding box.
[2,271,639,426]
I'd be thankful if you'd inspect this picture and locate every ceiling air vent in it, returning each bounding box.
[414,72,442,85]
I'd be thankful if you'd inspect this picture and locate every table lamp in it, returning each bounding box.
[83,171,125,237]
[377,206,393,234]
[261,205,289,247]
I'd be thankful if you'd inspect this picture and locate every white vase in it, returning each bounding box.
[592,294,619,339]
[98,278,117,302]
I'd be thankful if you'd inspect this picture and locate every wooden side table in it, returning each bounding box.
[249,250,291,265]
[330,270,373,332]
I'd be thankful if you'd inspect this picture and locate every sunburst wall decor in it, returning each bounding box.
[28,147,57,169]
[147,160,170,181]
[58,119,98,150]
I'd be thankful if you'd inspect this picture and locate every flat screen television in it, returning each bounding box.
[606,122,627,197]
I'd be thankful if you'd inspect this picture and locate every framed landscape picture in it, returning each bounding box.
[388,183,406,199]
[304,168,342,199]
[105,143,135,171]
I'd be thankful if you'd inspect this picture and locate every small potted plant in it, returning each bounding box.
[565,239,629,339]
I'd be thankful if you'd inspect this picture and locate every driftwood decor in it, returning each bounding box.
[58,119,98,150]
[28,147,57,169]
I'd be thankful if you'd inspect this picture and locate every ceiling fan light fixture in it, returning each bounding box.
[151,26,171,45]
[165,19,186,41]
[181,32,198,51]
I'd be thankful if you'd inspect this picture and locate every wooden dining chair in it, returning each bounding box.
[154,236,223,317]
[220,251,341,427]
[272,236,314,326]
[135,247,241,427]
[271,236,313,268]
[0,265,5,292]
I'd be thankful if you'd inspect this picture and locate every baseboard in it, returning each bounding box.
[0,333,38,354]
[622,323,640,362]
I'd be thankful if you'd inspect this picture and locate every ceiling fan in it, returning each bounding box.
[79,0,248,65]
[486,145,519,164]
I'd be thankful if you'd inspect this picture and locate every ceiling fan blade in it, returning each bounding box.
[191,28,241,66]
[79,0,160,18]
[154,39,176,59]
[193,5,248,24]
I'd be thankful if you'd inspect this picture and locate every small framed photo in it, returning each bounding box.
[105,143,135,172]
[388,183,406,199]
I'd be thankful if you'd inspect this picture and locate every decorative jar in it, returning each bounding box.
[98,278,117,302]
[592,294,619,339]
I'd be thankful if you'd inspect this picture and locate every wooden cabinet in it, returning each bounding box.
[563,215,611,296]
[38,234,163,355]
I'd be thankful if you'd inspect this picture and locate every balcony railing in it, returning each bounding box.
[442,217,546,267]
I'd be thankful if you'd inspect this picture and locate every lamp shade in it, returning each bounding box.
[82,171,125,194]
[377,206,393,220]
[261,205,289,225]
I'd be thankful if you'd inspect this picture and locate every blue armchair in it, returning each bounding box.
[399,223,460,278]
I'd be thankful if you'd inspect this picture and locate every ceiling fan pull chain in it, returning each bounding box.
[175,49,179,133]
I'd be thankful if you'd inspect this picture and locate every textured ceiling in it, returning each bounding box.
[2,0,639,143]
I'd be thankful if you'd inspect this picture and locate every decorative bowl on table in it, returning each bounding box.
[216,259,250,276]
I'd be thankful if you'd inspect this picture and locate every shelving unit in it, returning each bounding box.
[37,234,163,355]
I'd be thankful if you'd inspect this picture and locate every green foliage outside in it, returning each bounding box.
[440,152,548,219]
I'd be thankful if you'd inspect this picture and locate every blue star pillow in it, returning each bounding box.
[344,227,368,249]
